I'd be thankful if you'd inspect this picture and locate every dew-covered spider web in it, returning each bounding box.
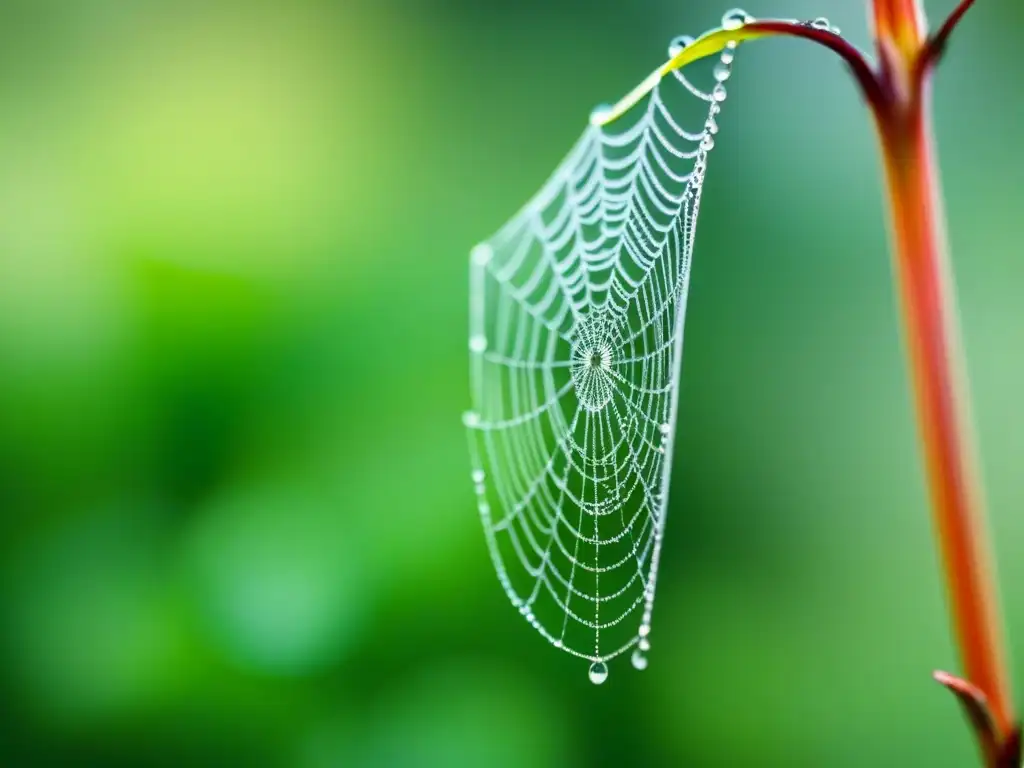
[464,16,743,684]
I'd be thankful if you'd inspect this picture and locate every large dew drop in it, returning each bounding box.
[588,661,609,685]
[589,103,613,125]
[722,8,753,31]
[808,17,841,35]
[667,35,694,58]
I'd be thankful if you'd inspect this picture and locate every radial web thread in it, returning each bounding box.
[464,29,738,682]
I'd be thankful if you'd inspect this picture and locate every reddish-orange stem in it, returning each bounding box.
[875,86,1016,751]
[869,0,1017,760]
[872,0,925,58]
[736,1,1015,761]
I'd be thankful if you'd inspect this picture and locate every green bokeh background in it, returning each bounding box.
[0,1,1021,765]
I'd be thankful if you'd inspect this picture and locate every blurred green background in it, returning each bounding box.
[0,1,1021,765]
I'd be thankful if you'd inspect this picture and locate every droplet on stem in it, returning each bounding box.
[667,35,694,58]
[721,8,753,31]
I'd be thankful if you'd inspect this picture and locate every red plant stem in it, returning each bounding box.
[746,21,884,108]
[871,0,1016,754]
[872,0,925,57]
[875,83,1016,743]
[919,0,979,75]
[736,1,1015,759]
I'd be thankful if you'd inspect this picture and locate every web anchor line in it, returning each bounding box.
[465,16,742,684]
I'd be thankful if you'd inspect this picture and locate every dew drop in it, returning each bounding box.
[722,8,753,31]
[639,637,651,652]
[631,649,649,670]
[810,17,831,30]
[589,103,612,125]
[659,423,671,435]
[462,411,480,428]
[472,469,485,483]
[469,334,488,353]
[713,62,732,83]
[668,35,694,57]
[720,48,735,65]
[588,661,609,685]
[471,243,493,265]
[712,83,727,103]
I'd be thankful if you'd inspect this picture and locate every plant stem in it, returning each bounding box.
[874,47,1017,766]
[872,0,925,59]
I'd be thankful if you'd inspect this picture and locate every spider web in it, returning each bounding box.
[465,28,736,682]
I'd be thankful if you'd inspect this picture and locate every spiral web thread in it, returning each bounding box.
[464,26,737,681]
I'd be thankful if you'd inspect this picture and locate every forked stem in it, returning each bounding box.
[870,1,1018,764]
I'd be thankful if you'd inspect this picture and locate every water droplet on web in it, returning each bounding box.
[471,243,493,265]
[469,334,488,353]
[588,661,609,685]
[713,61,731,83]
[472,469,485,483]
[639,637,651,652]
[712,83,727,103]
[463,411,480,428]
[659,423,671,435]
[590,103,612,124]
[722,8,753,31]
[668,35,694,58]
[631,649,648,670]
[720,48,735,65]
